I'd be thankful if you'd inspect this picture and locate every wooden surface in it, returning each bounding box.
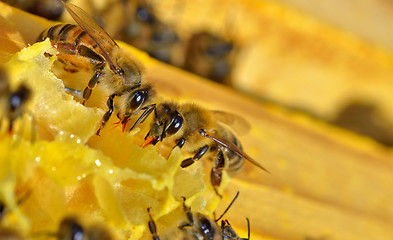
[150,0,393,127]
[2,2,393,239]
[145,56,393,239]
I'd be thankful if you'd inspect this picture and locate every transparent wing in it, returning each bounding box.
[211,110,251,136]
[199,130,269,173]
[61,0,122,74]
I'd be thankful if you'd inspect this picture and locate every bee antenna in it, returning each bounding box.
[160,120,168,141]
[243,218,251,240]
[215,191,239,222]
[129,104,156,131]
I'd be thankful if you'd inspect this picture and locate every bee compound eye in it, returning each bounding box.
[70,223,84,240]
[9,86,30,111]
[199,217,215,240]
[130,90,146,110]
[166,112,183,135]
[136,6,155,24]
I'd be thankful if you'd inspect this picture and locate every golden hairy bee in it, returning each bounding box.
[183,31,236,85]
[37,0,155,135]
[0,66,32,134]
[141,101,268,196]
[147,193,250,240]
[116,0,182,66]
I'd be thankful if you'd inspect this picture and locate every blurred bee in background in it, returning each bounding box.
[87,0,184,67]
[331,101,393,147]
[183,31,236,85]
[1,0,65,21]
[55,216,114,240]
[37,1,156,135]
[116,0,183,66]
[147,192,250,240]
[141,102,268,196]
[0,66,32,135]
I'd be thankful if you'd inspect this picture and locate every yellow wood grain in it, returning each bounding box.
[151,0,393,124]
[144,57,393,239]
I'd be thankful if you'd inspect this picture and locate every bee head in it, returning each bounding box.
[144,103,183,146]
[8,85,31,113]
[195,213,221,240]
[120,84,155,119]
[57,217,85,240]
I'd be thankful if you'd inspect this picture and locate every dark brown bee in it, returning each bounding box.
[141,102,268,196]
[183,32,236,85]
[0,67,31,134]
[1,0,65,21]
[147,193,250,240]
[37,0,155,135]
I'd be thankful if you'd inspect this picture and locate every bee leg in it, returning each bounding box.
[82,70,101,105]
[180,145,209,168]
[96,94,115,136]
[178,197,194,230]
[147,208,160,240]
[211,148,226,198]
[77,45,105,105]
[172,138,185,151]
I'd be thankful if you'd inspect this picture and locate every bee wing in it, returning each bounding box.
[199,130,269,173]
[61,1,122,75]
[211,111,251,136]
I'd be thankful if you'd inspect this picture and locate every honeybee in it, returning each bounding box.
[90,0,183,66]
[183,32,236,85]
[1,0,65,21]
[147,194,249,240]
[142,102,268,196]
[37,0,155,135]
[56,216,114,240]
[118,0,182,65]
[0,67,32,134]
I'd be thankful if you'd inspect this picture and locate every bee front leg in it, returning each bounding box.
[147,208,160,240]
[180,145,209,168]
[178,197,194,230]
[172,138,185,150]
[96,94,115,136]
[211,148,226,198]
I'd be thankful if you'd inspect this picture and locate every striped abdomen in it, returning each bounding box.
[219,125,244,176]
[37,23,104,57]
